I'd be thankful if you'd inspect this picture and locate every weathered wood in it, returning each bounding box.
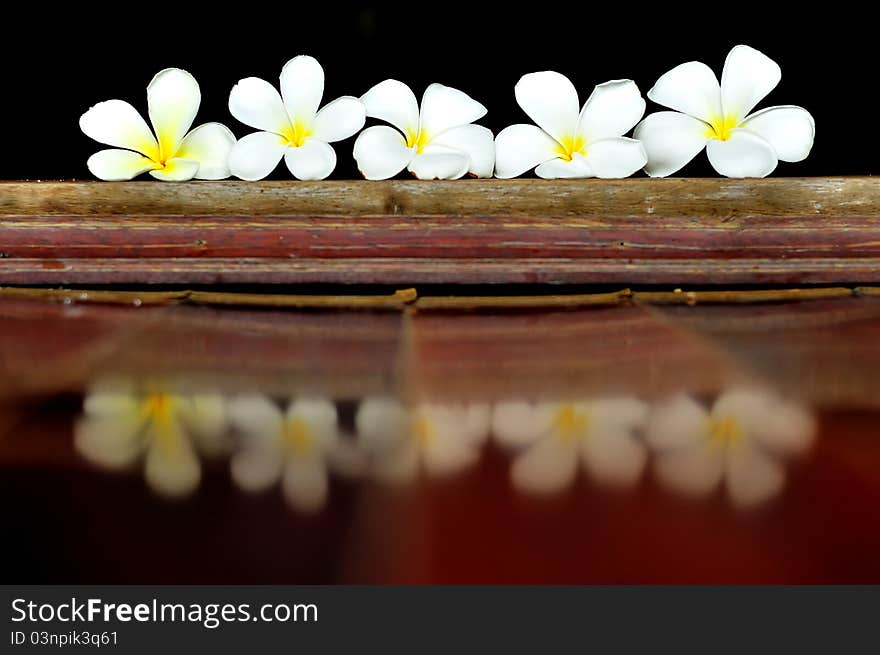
[2,178,879,284]
[3,257,880,285]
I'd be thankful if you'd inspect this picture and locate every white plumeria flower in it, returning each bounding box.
[634,45,815,178]
[355,397,490,482]
[492,398,649,495]
[227,395,363,513]
[494,72,647,179]
[645,389,816,508]
[353,80,494,180]
[74,383,227,497]
[79,68,235,181]
[227,56,365,181]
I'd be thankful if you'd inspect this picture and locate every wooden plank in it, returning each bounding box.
[3,257,880,285]
[1,178,879,284]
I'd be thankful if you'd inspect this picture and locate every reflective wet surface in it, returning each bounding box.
[2,295,879,582]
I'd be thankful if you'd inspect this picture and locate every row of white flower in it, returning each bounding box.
[79,45,815,183]
[76,386,814,512]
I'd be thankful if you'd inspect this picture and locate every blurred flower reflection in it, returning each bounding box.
[645,389,816,508]
[492,399,649,495]
[227,396,363,513]
[73,380,817,512]
[355,397,490,483]
[75,382,227,498]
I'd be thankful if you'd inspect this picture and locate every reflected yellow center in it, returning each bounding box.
[411,416,434,445]
[405,129,430,154]
[280,120,314,148]
[283,417,313,453]
[553,404,590,441]
[140,392,182,452]
[142,393,173,422]
[555,134,587,162]
[705,115,739,142]
[706,415,743,446]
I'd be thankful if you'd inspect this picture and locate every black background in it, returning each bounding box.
[3,3,873,179]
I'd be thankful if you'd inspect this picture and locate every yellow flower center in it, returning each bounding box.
[555,134,587,162]
[142,392,173,422]
[411,416,434,445]
[280,120,313,148]
[405,129,430,154]
[283,417,313,453]
[139,392,183,453]
[705,115,739,142]
[706,415,743,446]
[553,403,590,441]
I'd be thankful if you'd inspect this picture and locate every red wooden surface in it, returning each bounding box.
[1,178,879,284]
[3,296,880,582]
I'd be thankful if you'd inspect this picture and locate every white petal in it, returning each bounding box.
[712,388,771,421]
[407,151,469,180]
[83,390,139,418]
[79,100,160,160]
[286,397,338,450]
[179,394,228,455]
[144,420,200,498]
[231,447,284,492]
[360,79,419,135]
[726,442,785,508]
[86,149,158,181]
[634,111,709,177]
[645,394,708,450]
[514,71,579,144]
[280,55,324,125]
[578,79,646,142]
[711,388,781,448]
[229,77,291,134]
[535,155,593,179]
[462,404,492,445]
[654,444,724,498]
[493,124,559,178]
[740,105,814,162]
[355,396,409,452]
[148,158,199,182]
[421,409,482,477]
[511,438,578,496]
[582,431,647,488]
[647,61,722,123]
[419,83,487,139]
[584,137,647,178]
[147,68,200,161]
[284,139,337,180]
[589,397,649,434]
[423,438,480,477]
[74,416,144,469]
[430,124,495,177]
[720,45,781,121]
[227,394,283,439]
[752,400,817,455]
[282,455,328,513]
[352,125,412,180]
[228,131,287,181]
[176,122,236,180]
[706,129,778,178]
[492,401,547,449]
[312,96,366,143]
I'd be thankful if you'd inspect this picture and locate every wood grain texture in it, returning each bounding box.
[1,178,879,284]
